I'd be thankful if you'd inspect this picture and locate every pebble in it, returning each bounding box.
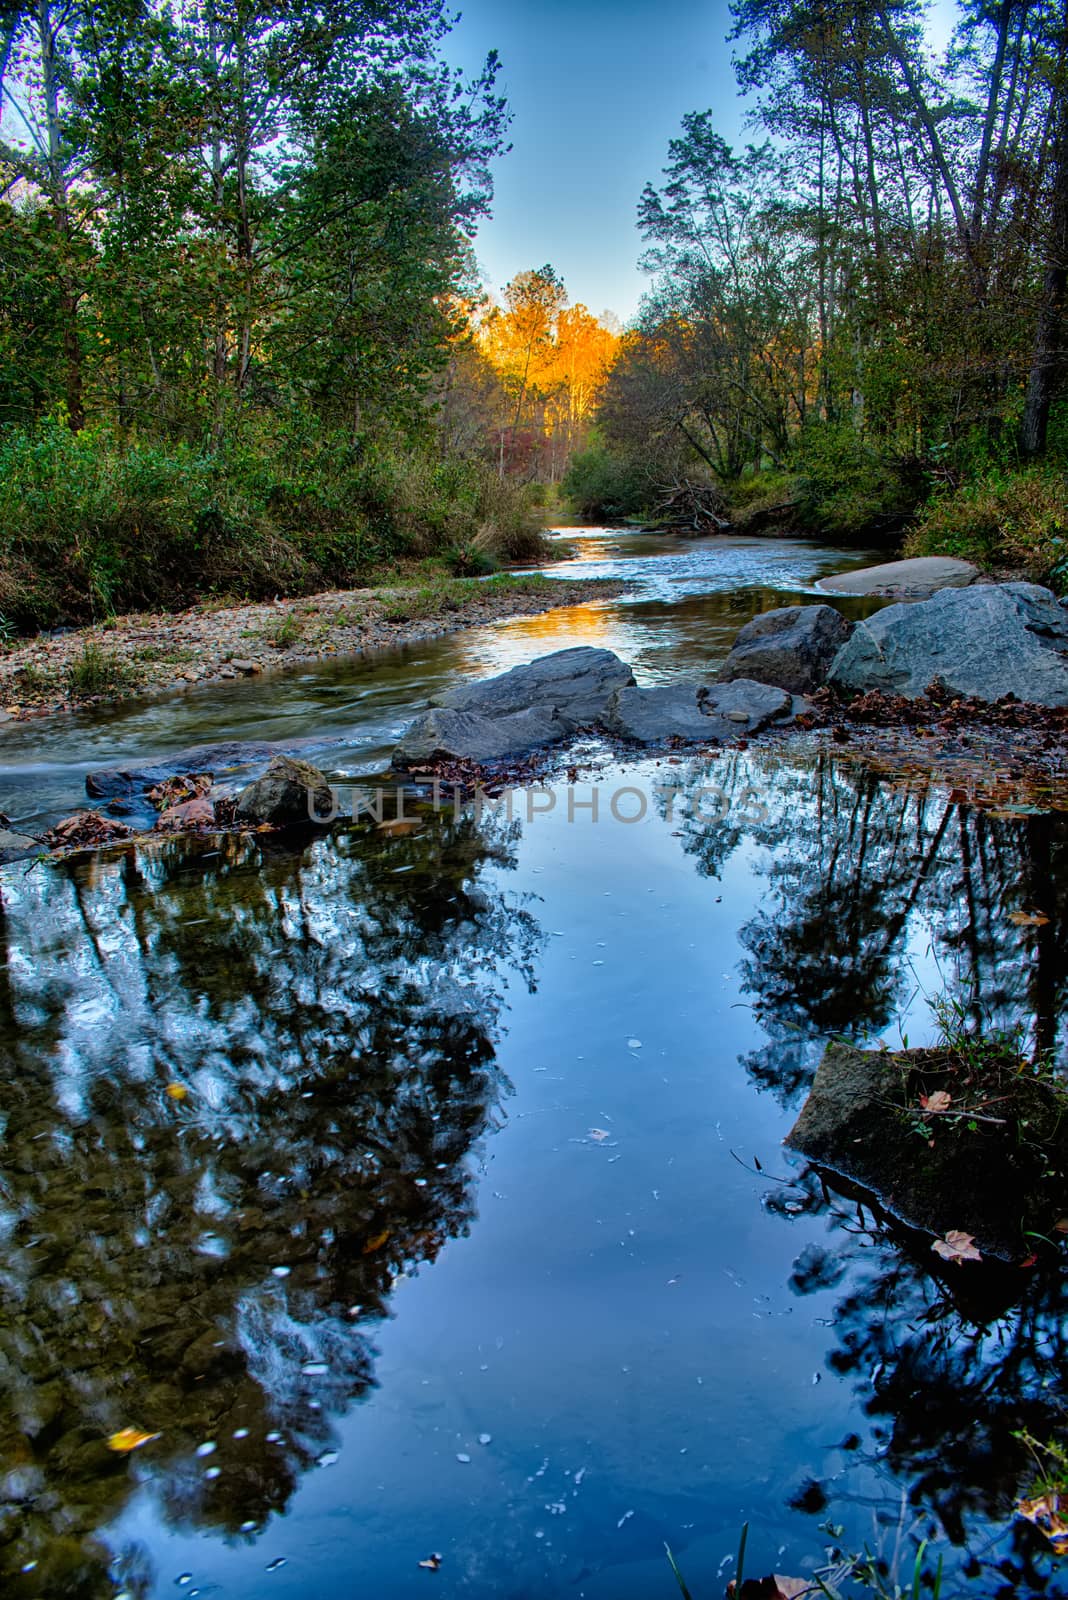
[0,580,625,721]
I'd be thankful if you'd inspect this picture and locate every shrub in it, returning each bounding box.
[794,422,922,539]
[563,444,648,521]
[0,418,548,631]
[907,465,1068,586]
[67,641,129,697]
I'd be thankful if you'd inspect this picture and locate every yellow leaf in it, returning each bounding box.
[165,1082,189,1101]
[363,1228,391,1255]
[1008,910,1051,927]
[108,1428,161,1453]
[1018,1490,1068,1554]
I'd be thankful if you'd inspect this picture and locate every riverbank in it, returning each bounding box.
[0,572,625,723]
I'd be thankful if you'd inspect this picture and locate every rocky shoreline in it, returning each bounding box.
[0,574,626,724]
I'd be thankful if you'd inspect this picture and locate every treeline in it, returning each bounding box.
[0,0,550,628]
[570,0,1068,581]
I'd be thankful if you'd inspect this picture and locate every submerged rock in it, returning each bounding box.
[603,678,792,744]
[785,1040,1068,1261]
[431,645,635,724]
[816,555,979,598]
[717,604,853,693]
[235,755,334,825]
[86,740,278,799]
[394,706,567,769]
[0,828,39,863]
[827,582,1068,705]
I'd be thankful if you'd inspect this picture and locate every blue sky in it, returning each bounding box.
[443,0,746,323]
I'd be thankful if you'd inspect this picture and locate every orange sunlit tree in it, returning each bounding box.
[476,266,618,479]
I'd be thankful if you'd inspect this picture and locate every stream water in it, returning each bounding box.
[1,530,1067,1600]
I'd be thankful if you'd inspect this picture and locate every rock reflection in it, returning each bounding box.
[0,814,539,1596]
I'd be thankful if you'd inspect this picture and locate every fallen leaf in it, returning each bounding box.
[165,1082,189,1101]
[921,1089,952,1113]
[1017,1490,1068,1555]
[932,1229,982,1265]
[362,1228,390,1254]
[107,1428,161,1453]
[1008,910,1051,927]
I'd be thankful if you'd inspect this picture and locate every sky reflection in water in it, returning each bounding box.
[0,741,1066,1597]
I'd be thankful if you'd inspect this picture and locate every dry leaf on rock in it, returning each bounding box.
[921,1089,952,1113]
[1017,1490,1068,1554]
[932,1229,982,1264]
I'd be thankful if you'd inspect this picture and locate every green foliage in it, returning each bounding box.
[0,420,546,630]
[563,444,649,521]
[795,424,922,540]
[66,641,128,697]
[907,465,1068,587]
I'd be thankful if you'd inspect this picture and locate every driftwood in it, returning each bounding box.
[651,479,730,534]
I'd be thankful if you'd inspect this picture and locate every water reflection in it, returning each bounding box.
[648,748,1068,1580]
[774,1168,1068,1590]
[661,747,1068,1096]
[0,814,540,1596]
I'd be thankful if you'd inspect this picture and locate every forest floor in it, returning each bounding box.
[0,572,626,723]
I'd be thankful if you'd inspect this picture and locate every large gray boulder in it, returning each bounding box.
[827,582,1068,705]
[235,755,334,825]
[603,678,792,745]
[393,706,568,769]
[786,1040,1068,1262]
[431,646,634,724]
[816,555,979,598]
[717,604,853,693]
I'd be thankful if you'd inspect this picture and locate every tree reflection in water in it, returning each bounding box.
[0,814,539,1597]
[662,748,1068,1586]
[666,747,1068,1102]
[770,1172,1068,1592]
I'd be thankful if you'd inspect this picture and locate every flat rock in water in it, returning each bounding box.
[717,604,853,693]
[785,1041,1068,1262]
[86,740,278,799]
[827,581,1068,705]
[603,679,792,744]
[394,706,568,769]
[431,646,634,724]
[235,755,334,825]
[816,555,979,598]
[0,828,38,863]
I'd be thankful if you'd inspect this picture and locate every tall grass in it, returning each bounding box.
[0,418,547,631]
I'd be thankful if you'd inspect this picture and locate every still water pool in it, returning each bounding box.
[1,533,1065,1598]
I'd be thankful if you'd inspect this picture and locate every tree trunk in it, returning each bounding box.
[37,0,83,429]
[1020,16,1068,458]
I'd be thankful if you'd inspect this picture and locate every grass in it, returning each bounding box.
[66,641,130,697]
[265,612,304,650]
[0,418,549,632]
[906,464,1068,588]
[664,1524,944,1598]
